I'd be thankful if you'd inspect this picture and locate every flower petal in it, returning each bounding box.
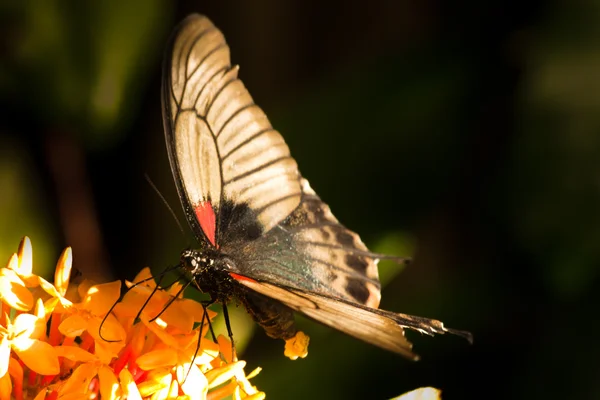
[54,346,96,363]
[156,301,195,333]
[4,254,18,270]
[38,276,62,299]
[0,372,12,400]
[94,337,126,365]
[128,267,155,289]
[59,314,87,337]
[144,320,180,348]
[246,392,267,400]
[87,313,126,343]
[206,380,237,400]
[0,273,33,312]
[16,237,32,276]
[77,279,95,300]
[0,339,10,378]
[119,368,142,400]
[206,361,246,389]
[167,280,184,297]
[7,357,23,386]
[54,247,72,296]
[235,366,262,397]
[98,365,120,400]
[284,331,309,360]
[83,281,121,316]
[136,368,171,398]
[186,340,220,366]
[13,338,59,375]
[177,361,208,398]
[43,297,60,316]
[136,348,178,370]
[60,363,99,395]
[217,335,235,364]
[12,313,39,340]
[393,387,442,400]
[32,299,49,338]
[181,298,215,323]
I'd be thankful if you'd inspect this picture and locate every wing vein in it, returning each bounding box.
[215,103,257,139]
[203,74,239,119]
[186,28,221,79]
[192,65,229,115]
[179,26,216,108]
[223,156,292,185]
[221,128,275,161]
[254,192,303,215]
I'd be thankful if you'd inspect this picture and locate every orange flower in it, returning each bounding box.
[391,387,442,400]
[0,237,264,399]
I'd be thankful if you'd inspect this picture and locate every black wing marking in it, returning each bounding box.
[237,278,472,359]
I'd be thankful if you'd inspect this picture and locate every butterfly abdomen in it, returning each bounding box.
[239,289,298,340]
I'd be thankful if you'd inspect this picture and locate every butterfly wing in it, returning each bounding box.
[236,277,472,359]
[231,178,410,309]
[162,14,398,309]
[163,14,471,356]
[162,14,302,247]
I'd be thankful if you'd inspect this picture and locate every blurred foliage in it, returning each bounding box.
[2,0,167,147]
[1,1,600,399]
[0,139,55,275]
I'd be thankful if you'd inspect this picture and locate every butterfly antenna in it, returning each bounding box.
[99,264,182,342]
[144,173,186,239]
[132,279,163,322]
[132,264,182,322]
[99,271,166,342]
[148,278,191,323]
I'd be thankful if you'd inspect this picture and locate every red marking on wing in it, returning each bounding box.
[194,201,217,247]
[230,273,257,283]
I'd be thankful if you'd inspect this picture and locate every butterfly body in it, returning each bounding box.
[162,13,471,360]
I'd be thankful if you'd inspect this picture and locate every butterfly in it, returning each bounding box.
[161,13,471,360]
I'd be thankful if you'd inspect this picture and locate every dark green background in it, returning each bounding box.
[1,1,598,399]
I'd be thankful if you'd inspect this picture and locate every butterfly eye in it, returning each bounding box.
[180,250,200,270]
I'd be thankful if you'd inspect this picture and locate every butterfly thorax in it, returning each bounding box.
[180,248,238,303]
[181,248,300,341]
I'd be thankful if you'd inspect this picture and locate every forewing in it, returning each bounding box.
[162,14,302,245]
[237,278,472,359]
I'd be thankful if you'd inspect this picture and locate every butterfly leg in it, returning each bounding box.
[183,300,217,382]
[221,302,238,362]
[200,298,218,343]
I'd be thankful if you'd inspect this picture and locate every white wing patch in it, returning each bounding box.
[175,111,221,207]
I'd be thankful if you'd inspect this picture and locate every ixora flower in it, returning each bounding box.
[0,237,264,400]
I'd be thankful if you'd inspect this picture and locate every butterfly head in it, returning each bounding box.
[179,248,240,301]
[180,248,215,276]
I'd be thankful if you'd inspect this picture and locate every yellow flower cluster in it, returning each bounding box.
[0,237,264,400]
